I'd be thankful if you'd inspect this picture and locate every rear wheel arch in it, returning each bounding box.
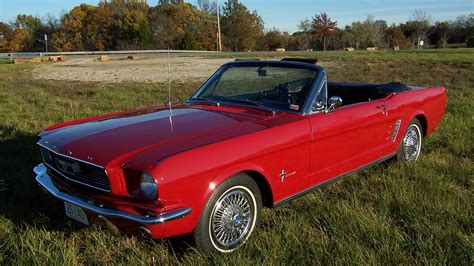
[408,111,428,137]
[414,114,428,137]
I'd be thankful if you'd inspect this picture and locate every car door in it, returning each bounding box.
[307,90,391,185]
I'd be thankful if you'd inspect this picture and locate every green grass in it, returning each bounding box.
[215,48,474,64]
[0,49,472,264]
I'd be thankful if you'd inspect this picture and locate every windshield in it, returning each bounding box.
[191,65,318,112]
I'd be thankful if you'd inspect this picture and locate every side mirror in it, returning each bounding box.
[327,96,342,113]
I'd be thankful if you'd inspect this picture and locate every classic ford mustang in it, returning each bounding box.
[33,59,446,253]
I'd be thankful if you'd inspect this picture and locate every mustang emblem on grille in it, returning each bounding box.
[55,158,82,174]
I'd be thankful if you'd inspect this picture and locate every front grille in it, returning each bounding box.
[39,146,111,192]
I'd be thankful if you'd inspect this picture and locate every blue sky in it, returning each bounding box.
[0,0,472,32]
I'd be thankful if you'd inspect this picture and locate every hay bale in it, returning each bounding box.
[29,57,43,63]
[367,47,377,51]
[393,46,400,51]
[345,47,355,52]
[13,59,28,64]
[275,48,286,52]
[97,55,109,62]
[48,56,59,62]
[127,55,141,60]
[48,55,68,62]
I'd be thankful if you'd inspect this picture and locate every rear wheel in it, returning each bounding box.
[193,173,262,253]
[397,118,423,162]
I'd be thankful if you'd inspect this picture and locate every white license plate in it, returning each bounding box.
[64,202,89,225]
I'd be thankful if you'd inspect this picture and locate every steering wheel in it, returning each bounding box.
[279,92,298,104]
[275,83,289,95]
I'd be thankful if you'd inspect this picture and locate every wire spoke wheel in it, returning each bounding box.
[209,187,256,250]
[403,125,422,161]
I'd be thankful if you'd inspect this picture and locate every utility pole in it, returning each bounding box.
[44,34,48,53]
[216,0,222,52]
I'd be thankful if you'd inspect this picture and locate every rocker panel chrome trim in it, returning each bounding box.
[274,153,396,207]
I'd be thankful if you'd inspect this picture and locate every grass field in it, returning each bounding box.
[0,49,472,264]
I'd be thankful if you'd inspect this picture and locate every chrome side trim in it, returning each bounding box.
[34,164,192,224]
[392,119,402,142]
[37,142,105,169]
[273,153,396,207]
[43,161,111,193]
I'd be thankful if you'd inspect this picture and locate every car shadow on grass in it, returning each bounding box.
[0,125,73,232]
[0,125,201,255]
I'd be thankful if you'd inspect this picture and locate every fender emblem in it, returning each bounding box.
[392,119,402,142]
[279,169,296,183]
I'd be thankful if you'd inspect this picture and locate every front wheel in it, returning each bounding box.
[193,173,262,253]
[397,118,423,162]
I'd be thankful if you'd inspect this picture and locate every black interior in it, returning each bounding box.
[327,82,412,106]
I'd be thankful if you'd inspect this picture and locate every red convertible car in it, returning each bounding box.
[34,59,446,253]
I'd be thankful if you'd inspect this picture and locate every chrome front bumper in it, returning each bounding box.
[34,163,191,224]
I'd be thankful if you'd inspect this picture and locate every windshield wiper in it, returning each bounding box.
[186,97,219,106]
[221,98,275,115]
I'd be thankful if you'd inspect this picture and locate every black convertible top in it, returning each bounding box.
[327,81,413,106]
[328,81,412,94]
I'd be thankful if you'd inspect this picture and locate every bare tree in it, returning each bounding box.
[197,0,216,13]
[297,19,312,33]
[410,10,432,50]
[45,13,59,31]
[296,19,312,50]
[435,21,451,48]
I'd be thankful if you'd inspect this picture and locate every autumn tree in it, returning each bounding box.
[0,23,13,52]
[386,25,408,48]
[149,2,214,50]
[198,10,219,50]
[312,12,337,51]
[258,28,284,51]
[9,14,50,51]
[114,1,152,49]
[56,4,98,50]
[221,0,264,51]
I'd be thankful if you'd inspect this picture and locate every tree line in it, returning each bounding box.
[0,0,473,52]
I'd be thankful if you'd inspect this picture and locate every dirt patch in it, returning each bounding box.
[31,57,233,84]
[31,56,338,84]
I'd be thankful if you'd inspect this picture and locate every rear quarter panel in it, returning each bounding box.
[387,86,447,147]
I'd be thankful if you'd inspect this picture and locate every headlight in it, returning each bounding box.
[139,172,157,200]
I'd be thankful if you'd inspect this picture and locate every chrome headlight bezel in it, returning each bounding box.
[139,172,158,201]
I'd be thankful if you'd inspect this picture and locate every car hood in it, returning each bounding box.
[38,105,274,167]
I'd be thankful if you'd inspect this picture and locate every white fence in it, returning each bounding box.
[0,49,219,60]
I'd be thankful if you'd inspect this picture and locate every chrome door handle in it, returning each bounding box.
[376,105,387,110]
